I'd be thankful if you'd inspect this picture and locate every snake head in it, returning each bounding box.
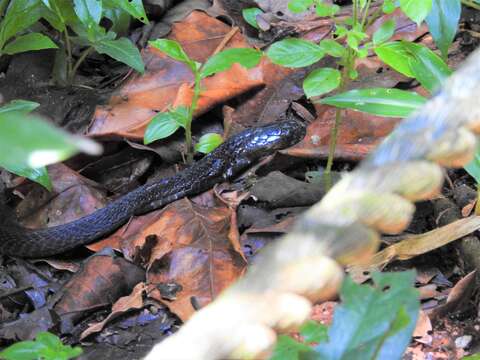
[232,120,306,159]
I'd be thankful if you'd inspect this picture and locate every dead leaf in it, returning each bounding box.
[286,106,401,160]
[428,270,477,320]
[413,310,432,344]
[135,198,244,320]
[349,217,480,282]
[16,164,107,228]
[53,253,145,323]
[80,282,146,339]
[228,58,307,129]
[88,11,264,140]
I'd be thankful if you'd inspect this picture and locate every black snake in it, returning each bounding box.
[0,120,306,258]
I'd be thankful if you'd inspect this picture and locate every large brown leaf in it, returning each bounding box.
[88,11,264,140]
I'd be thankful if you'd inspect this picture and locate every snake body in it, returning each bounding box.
[0,120,306,258]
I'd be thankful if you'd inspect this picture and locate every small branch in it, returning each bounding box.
[69,47,94,84]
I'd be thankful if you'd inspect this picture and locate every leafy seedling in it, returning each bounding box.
[144,39,262,163]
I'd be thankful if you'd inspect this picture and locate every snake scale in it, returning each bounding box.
[0,120,306,258]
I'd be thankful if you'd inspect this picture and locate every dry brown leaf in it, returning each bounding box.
[286,106,401,160]
[349,216,480,282]
[428,270,477,320]
[53,253,145,323]
[143,198,245,320]
[88,11,264,140]
[413,310,433,344]
[16,163,107,228]
[80,282,146,339]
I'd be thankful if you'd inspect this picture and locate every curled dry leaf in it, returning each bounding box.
[428,270,477,320]
[81,282,146,339]
[88,11,264,140]
[349,216,480,282]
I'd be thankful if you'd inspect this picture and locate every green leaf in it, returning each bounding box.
[195,133,223,154]
[426,0,461,59]
[0,111,100,170]
[73,0,102,40]
[144,111,181,144]
[315,2,340,17]
[200,48,262,78]
[74,0,102,26]
[320,88,426,117]
[303,68,341,98]
[148,39,194,71]
[299,320,328,343]
[0,0,44,48]
[242,7,263,29]
[93,37,144,73]
[288,0,314,13]
[103,6,130,35]
[0,332,82,360]
[315,271,419,359]
[170,106,190,129]
[374,42,415,77]
[39,0,78,32]
[0,99,39,114]
[5,164,52,190]
[402,41,452,93]
[399,0,433,25]
[266,38,324,68]
[319,39,346,57]
[373,19,396,45]
[0,340,46,360]
[103,0,148,23]
[383,0,397,13]
[270,335,314,360]
[3,32,58,55]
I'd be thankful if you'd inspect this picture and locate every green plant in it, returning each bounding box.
[270,271,420,360]
[0,99,101,189]
[39,0,147,83]
[242,0,460,188]
[0,0,147,84]
[0,331,82,360]
[144,40,262,163]
[0,0,58,57]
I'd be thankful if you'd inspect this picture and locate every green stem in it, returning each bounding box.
[352,0,358,26]
[185,70,201,164]
[360,0,373,29]
[64,30,73,77]
[69,46,93,84]
[323,50,353,190]
[462,0,480,11]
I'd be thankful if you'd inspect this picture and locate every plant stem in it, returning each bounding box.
[64,30,73,77]
[69,46,93,83]
[462,0,480,11]
[360,0,373,29]
[323,50,353,190]
[352,0,358,26]
[185,70,202,164]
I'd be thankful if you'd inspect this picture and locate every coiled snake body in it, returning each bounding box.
[0,120,306,258]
